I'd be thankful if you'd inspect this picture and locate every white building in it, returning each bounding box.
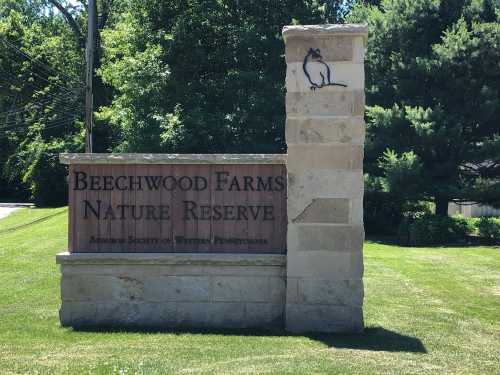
[448,202,500,217]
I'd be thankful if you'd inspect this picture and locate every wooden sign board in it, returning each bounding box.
[68,163,287,253]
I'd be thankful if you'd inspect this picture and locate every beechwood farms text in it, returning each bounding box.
[73,170,284,222]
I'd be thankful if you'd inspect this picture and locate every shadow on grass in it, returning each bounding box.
[366,235,497,248]
[308,326,427,353]
[72,325,426,353]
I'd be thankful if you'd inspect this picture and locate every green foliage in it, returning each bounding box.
[476,216,500,242]
[378,148,423,199]
[349,0,500,215]
[99,0,325,153]
[364,190,405,235]
[398,214,472,246]
[462,215,480,235]
[363,173,432,234]
[0,0,85,205]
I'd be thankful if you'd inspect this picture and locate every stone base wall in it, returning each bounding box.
[57,253,286,329]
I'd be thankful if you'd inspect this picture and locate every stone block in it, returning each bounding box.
[61,264,207,277]
[286,303,364,333]
[285,36,354,63]
[287,144,363,171]
[245,303,284,327]
[286,249,363,279]
[292,198,350,224]
[213,276,271,302]
[283,24,368,40]
[175,302,210,326]
[286,278,299,304]
[60,275,111,301]
[287,170,363,219]
[138,303,177,325]
[286,117,365,145]
[350,197,364,225]
[288,224,364,252]
[144,276,210,302]
[286,63,364,92]
[96,302,142,325]
[206,303,247,328]
[297,278,363,306]
[269,277,287,303]
[288,169,363,197]
[201,265,286,277]
[352,36,365,63]
[61,275,145,302]
[286,91,365,117]
[59,302,98,327]
[351,250,364,278]
[176,302,246,328]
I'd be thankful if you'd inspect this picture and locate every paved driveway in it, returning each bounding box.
[0,203,33,220]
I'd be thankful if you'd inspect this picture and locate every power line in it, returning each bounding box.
[1,71,63,94]
[0,104,84,129]
[0,100,83,120]
[0,38,84,88]
[0,85,83,127]
[0,119,79,135]
[0,120,82,139]
[0,70,83,98]
[0,89,81,106]
[6,66,76,96]
[0,73,83,116]
[0,104,83,127]
[0,96,81,118]
[0,48,82,96]
[0,107,84,130]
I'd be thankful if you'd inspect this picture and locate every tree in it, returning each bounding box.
[0,0,85,204]
[350,0,500,216]
[46,0,117,152]
[0,0,120,204]
[98,0,329,154]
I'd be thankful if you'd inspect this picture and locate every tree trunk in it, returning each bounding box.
[435,197,449,217]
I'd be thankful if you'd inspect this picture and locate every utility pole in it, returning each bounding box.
[85,0,97,153]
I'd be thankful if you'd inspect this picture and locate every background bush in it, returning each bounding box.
[477,217,500,243]
[363,191,405,235]
[398,215,471,246]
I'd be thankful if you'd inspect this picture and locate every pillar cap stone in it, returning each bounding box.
[282,24,368,42]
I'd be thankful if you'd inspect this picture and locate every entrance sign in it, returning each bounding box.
[57,24,367,333]
[67,160,286,253]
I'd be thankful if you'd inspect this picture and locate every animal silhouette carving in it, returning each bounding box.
[303,48,347,90]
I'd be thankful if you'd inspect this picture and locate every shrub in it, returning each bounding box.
[398,215,471,246]
[5,139,78,207]
[476,217,500,243]
[23,150,68,207]
[364,191,405,235]
[363,175,432,236]
[457,215,480,235]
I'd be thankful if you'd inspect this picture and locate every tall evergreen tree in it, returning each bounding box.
[350,0,500,216]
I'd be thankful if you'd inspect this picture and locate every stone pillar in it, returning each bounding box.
[283,24,367,333]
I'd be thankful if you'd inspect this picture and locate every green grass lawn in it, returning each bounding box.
[0,208,499,374]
